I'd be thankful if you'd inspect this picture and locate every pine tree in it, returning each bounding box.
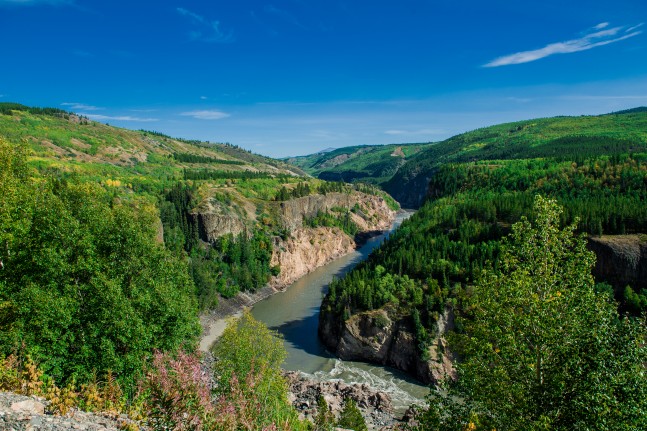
[336,398,367,431]
[314,395,334,431]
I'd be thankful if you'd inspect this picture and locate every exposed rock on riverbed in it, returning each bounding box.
[0,392,142,431]
[283,371,399,430]
[319,305,455,385]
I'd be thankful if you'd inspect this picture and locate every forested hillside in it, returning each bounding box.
[0,103,391,430]
[0,103,398,311]
[319,109,647,426]
[384,110,647,207]
[286,143,433,186]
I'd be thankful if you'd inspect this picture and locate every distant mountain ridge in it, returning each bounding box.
[284,142,434,186]
[0,101,306,180]
[285,108,647,208]
[384,108,647,207]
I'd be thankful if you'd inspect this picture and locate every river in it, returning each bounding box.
[251,212,429,412]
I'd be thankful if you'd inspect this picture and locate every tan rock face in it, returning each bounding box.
[269,191,395,289]
[321,307,455,385]
[588,234,647,292]
[279,192,395,232]
[270,227,356,288]
[10,399,45,415]
[190,198,246,242]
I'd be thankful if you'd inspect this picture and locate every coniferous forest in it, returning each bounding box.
[320,110,647,429]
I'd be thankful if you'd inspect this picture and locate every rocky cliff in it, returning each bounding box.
[191,190,396,291]
[190,198,247,242]
[278,192,395,232]
[319,305,455,385]
[269,226,356,288]
[270,192,395,288]
[588,234,647,291]
[384,166,436,209]
[284,371,397,429]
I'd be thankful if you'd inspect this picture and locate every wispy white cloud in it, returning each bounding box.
[130,108,158,113]
[200,96,208,100]
[484,22,643,67]
[180,110,230,120]
[84,113,158,122]
[626,23,645,33]
[506,96,533,103]
[176,7,204,23]
[61,102,102,111]
[0,0,73,6]
[176,7,234,43]
[559,94,647,101]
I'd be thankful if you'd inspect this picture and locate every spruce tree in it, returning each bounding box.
[336,398,367,431]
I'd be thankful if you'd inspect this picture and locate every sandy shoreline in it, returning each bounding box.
[199,311,242,352]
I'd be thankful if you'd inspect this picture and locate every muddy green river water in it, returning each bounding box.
[251,212,429,412]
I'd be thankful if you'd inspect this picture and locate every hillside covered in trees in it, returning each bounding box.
[285,143,434,186]
[0,103,393,430]
[319,109,647,427]
[383,109,647,207]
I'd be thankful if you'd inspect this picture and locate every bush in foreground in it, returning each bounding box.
[415,196,647,430]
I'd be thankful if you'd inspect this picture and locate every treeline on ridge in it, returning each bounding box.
[173,152,245,165]
[0,102,69,118]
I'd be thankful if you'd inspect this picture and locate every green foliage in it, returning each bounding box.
[183,168,276,181]
[275,181,313,201]
[315,395,334,431]
[0,103,304,200]
[623,285,647,315]
[0,138,200,386]
[336,398,368,431]
[213,311,307,430]
[0,102,69,117]
[191,230,274,309]
[159,182,274,310]
[172,152,244,165]
[285,143,433,186]
[417,196,647,431]
[322,144,647,348]
[304,209,359,237]
[385,110,647,206]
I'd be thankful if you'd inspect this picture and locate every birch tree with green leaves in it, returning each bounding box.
[417,195,647,431]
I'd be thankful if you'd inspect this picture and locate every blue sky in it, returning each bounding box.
[1,0,646,157]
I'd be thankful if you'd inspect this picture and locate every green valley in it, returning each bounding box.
[2,102,647,430]
[0,103,396,430]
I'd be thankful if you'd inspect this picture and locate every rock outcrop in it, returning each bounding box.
[190,198,246,242]
[284,371,397,429]
[270,226,356,287]
[197,191,397,352]
[0,392,141,431]
[588,235,647,292]
[279,192,395,232]
[319,306,454,385]
[269,191,395,288]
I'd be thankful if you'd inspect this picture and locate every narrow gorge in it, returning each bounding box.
[199,190,396,351]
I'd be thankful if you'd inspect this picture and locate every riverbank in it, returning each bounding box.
[199,222,398,353]
[198,212,422,429]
